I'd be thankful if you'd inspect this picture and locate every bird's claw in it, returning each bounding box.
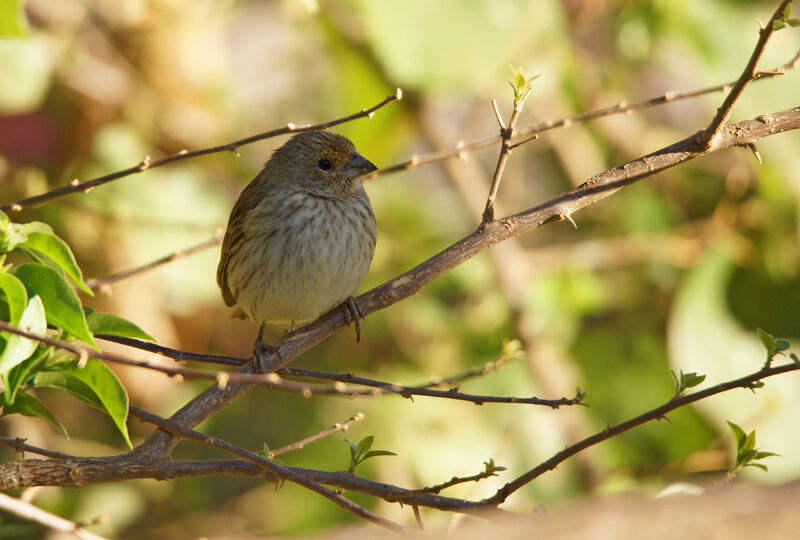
[341,296,365,343]
[253,332,281,373]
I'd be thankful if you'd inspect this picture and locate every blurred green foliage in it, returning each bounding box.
[0,0,799,537]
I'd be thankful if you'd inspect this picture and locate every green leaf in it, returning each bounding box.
[11,263,98,349]
[0,0,29,39]
[86,311,155,342]
[0,271,28,325]
[2,345,51,404]
[19,232,93,295]
[746,462,768,472]
[0,295,46,378]
[757,327,774,353]
[0,218,27,254]
[357,435,374,455]
[34,357,131,448]
[727,420,747,449]
[773,339,790,355]
[362,450,397,459]
[1,391,68,437]
[742,430,756,453]
[791,353,799,365]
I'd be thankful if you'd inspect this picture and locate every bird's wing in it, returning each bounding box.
[216,177,266,307]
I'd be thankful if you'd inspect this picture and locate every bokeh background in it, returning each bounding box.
[1,0,799,537]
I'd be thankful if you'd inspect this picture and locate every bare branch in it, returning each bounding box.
[84,233,223,292]
[0,436,80,460]
[0,90,402,213]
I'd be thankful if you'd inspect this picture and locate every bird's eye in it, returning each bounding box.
[317,159,333,171]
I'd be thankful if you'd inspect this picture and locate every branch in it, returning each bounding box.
[698,0,795,147]
[268,413,365,458]
[483,362,800,506]
[0,435,80,460]
[84,232,223,292]
[1,320,579,406]
[0,90,403,213]
[0,492,108,540]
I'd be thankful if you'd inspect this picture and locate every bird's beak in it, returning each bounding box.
[345,152,378,179]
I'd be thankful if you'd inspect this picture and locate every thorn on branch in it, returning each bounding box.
[745,142,763,164]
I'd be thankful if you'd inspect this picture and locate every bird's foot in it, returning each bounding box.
[253,332,281,373]
[341,296,366,343]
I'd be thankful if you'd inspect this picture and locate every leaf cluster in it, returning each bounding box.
[0,211,154,447]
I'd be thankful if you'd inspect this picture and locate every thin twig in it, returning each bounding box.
[95,334,244,366]
[268,413,365,458]
[0,90,402,213]
[698,0,794,148]
[128,405,407,533]
[279,368,583,408]
[389,469,499,500]
[481,86,530,225]
[0,435,79,460]
[84,232,223,292]
[484,362,800,505]
[0,492,109,540]
[0,322,578,406]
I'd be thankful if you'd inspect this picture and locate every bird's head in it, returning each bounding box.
[266,130,377,199]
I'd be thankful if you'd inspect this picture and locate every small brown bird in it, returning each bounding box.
[217,130,377,366]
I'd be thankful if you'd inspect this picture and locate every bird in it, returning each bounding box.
[216,130,377,369]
